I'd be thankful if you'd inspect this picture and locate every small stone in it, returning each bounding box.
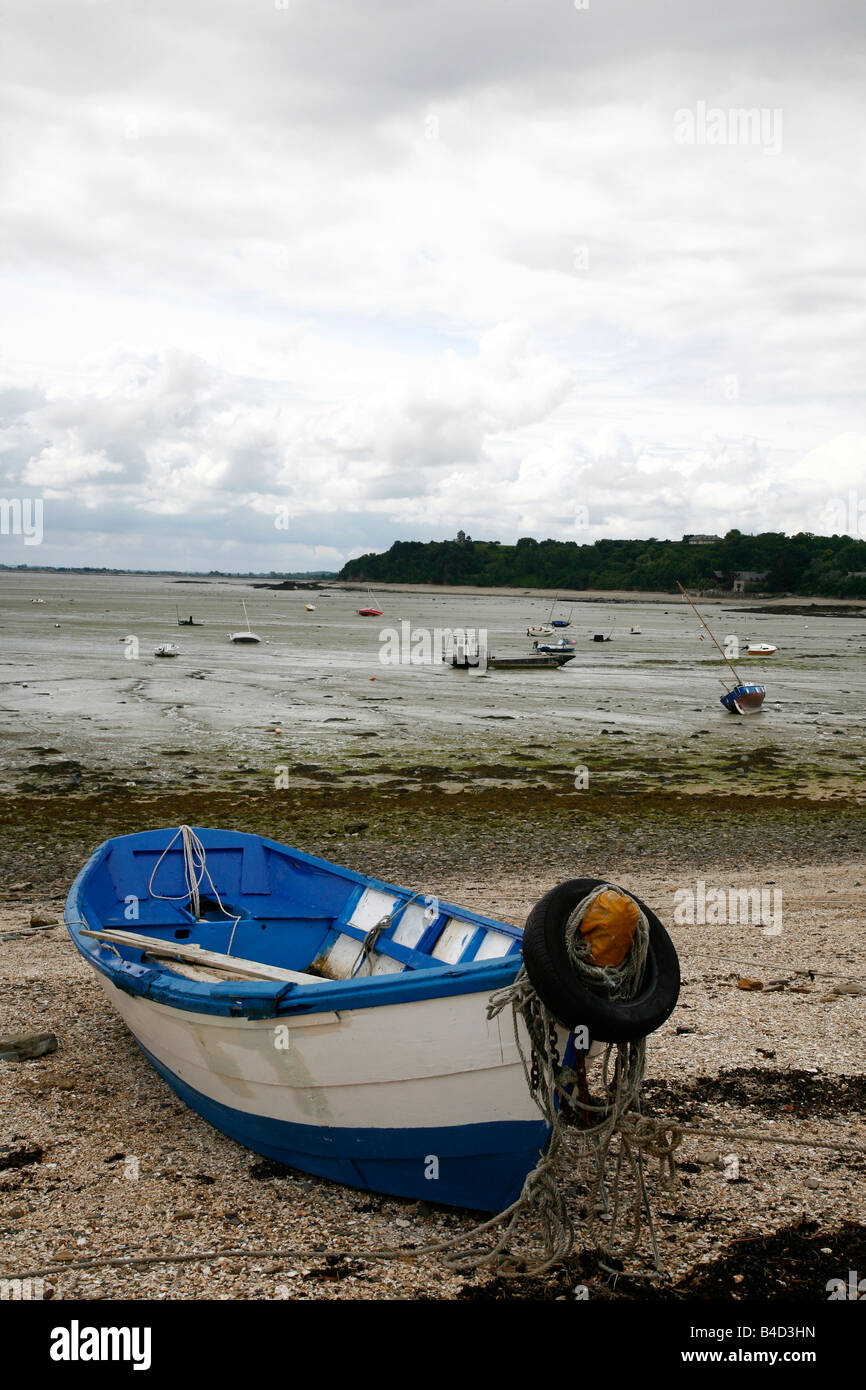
[51,1248,77,1263]
[732,1274,744,1284]
[30,913,58,928]
[0,1031,58,1062]
[34,1074,75,1092]
[394,1218,411,1228]
[8,1205,28,1218]
[804,1178,820,1190]
[736,978,764,991]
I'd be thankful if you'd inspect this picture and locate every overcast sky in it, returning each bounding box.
[1,0,864,571]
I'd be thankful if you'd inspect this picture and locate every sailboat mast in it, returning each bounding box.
[242,599,250,631]
[676,581,741,684]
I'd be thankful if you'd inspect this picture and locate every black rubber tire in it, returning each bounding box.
[522,878,680,1042]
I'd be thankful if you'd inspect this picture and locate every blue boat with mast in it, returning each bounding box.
[677,581,765,714]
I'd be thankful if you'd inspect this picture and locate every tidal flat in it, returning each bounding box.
[2,571,866,804]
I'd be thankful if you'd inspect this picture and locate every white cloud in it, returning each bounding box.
[1,0,865,567]
[21,431,124,490]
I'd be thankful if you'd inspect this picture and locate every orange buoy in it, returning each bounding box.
[577,888,640,967]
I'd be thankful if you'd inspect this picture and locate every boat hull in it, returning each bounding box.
[720,683,766,714]
[95,973,552,1210]
[64,827,583,1210]
[139,1037,547,1210]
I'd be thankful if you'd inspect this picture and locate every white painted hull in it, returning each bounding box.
[94,974,602,1209]
[99,974,554,1132]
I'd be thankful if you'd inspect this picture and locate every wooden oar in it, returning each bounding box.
[79,927,324,986]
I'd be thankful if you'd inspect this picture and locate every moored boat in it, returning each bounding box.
[746,642,777,656]
[720,682,766,714]
[64,827,679,1211]
[176,607,204,626]
[153,643,179,658]
[228,600,261,644]
[546,592,573,628]
[677,581,766,714]
[532,637,575,653]
[358,588,383,617]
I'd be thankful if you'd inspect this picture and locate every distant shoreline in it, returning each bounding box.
[3,569,865,610]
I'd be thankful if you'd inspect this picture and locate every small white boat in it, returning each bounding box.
[304,604,316,612]
[747,642,777,656]
[629,625,642,634]
[228,601,261,644]
[153,644,179,658]
[527,624,554,638]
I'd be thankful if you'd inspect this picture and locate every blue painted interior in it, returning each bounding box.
[65,827,525,1018]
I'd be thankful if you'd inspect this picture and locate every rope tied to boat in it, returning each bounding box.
[438,885,681,1279]
[148,826,243,954]
[349,889,426,977]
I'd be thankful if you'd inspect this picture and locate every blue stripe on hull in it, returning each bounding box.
[136,1038,550,1212]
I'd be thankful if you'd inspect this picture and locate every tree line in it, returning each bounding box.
[339,530,866,597]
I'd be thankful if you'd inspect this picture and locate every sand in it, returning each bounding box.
[1,825,864,1301]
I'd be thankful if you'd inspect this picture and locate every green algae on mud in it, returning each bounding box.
[3,787,865,899]
[11,734,866,806]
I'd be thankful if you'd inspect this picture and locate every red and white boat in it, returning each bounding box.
[357,588,383,617]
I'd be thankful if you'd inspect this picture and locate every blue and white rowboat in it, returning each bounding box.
[65,827,591,1211]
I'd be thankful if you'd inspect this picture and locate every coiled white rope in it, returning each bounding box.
[147,825,243,955]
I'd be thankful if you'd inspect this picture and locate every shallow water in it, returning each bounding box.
[2,572,865,798]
